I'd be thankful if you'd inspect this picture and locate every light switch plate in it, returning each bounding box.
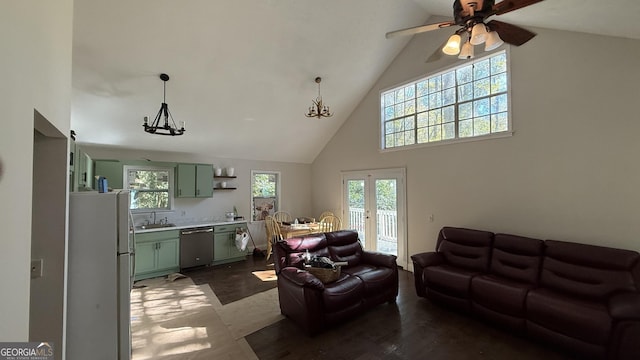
[31,259,43,279]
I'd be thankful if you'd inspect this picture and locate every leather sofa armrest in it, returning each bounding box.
[362,251,397,269]
[609,292,640,320]
[279,267,325,291]
[411,252,445,268]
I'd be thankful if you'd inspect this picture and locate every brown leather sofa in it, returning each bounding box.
[273,230,398,335]
[412,226,640,360]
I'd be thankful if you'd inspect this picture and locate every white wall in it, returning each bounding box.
[0,0,73,342]
[82,145,312,248]
[311,25,640,258]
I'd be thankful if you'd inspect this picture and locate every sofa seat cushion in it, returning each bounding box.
[527,288,612,345]
[342,264,376,277]
[472,274,533,317]
[352,267,396,297]
[425,264,479,298]
[322,274,364,312]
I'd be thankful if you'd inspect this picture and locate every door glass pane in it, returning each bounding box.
[347,180,366,247]
[375,179,397,256]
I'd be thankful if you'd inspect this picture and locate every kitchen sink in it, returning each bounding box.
[137,223,176,230]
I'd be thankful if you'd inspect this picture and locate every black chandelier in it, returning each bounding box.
[143,73,185,136]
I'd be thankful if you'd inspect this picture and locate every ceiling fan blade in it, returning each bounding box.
[487,20,536,46]
[385,21,455,39]
[492,0,544,16]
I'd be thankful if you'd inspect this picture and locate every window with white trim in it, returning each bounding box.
[123,166,174,212]
[251,170,280,221]
[381,50,510,149]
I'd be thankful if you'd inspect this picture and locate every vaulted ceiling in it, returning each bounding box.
[71,0,640,163]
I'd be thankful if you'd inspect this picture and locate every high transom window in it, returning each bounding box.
[381,50,510,150]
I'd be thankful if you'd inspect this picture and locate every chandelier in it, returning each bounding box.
[143,73,185,136]
[441,4,503,59]
[305,77,333,119]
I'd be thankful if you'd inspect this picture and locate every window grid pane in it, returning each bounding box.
[380,50,509,150]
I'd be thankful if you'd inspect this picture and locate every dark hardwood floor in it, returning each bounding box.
[245,270,578,360]
[183,253,277,305]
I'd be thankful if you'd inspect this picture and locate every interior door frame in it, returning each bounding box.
[341,168,407,269]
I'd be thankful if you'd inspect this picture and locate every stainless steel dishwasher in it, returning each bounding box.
[180,226,214,270]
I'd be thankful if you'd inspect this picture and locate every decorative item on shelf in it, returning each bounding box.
[226,167,234,177]
[220,181,227,188]
[305,77,333,119]
[214,168,222,177]
[143,73,185,136]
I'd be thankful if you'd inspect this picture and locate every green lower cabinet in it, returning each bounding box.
[212,223,247,265]
[135,242,157,275]
[134,230,180,281]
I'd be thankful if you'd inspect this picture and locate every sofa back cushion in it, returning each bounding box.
[490,234,544,284]
[326,230,362,267]
[541,240,640,300]
[273,234,329,273]
[437,227,494,272]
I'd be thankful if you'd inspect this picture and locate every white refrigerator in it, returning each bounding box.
[67,190,134,360]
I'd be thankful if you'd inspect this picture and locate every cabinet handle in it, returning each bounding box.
[181,228,213,235]
[197,189,200,195]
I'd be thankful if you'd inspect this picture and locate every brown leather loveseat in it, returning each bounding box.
[412,226,640,360]
[273,230,398,335]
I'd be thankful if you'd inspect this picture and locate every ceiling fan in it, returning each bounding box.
[386,0,544,60]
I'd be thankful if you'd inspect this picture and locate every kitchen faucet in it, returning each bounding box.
[152,211,156,224]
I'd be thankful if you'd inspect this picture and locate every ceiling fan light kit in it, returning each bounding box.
[143,73,186,136]
[458,40,475,59]
[305,76,333,119]
[484,30,504,51]
[386,0,542,61]
[470,23,488,45]
[442,34,462,55]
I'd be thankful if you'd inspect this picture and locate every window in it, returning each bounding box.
[251,171,280,221]
[381,50,510,150]
[123,166,174,212]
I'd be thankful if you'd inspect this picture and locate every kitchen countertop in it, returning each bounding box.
[134,219,248,234]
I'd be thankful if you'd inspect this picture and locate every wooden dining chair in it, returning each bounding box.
[317,214,342,233]
[264,216,283,259]
[318,211,334,222]
[273,211,293,224]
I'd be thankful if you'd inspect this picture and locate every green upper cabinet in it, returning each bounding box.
[94,160,123,189]
[176,164,196,197]
[195,164,214,197]
[176,163,213,198]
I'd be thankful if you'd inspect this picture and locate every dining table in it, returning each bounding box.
[279,222,322,239]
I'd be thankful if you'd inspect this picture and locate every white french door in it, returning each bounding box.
[341,168,407,268]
